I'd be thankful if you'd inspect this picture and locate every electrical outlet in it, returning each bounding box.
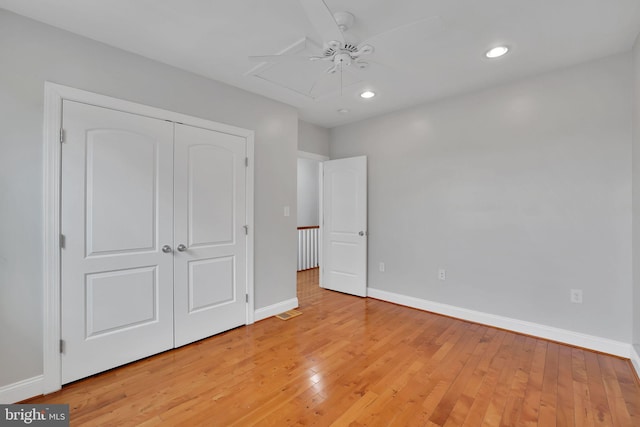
[438,268,446,281]
[570,289,583,304]
[283,206,290,217]
[379,262,385,272]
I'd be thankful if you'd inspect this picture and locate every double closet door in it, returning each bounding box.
[61,100,248,384]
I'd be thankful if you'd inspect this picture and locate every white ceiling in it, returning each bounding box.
[1,0,639,128]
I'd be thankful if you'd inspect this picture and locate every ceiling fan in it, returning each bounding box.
[248,0,441,96]
[250,4,374,76]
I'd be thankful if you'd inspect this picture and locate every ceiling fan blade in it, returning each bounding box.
[366,58,422,81]
[352,44,374,58]
[361,15,444,47]
[308,70,334,97]
[299,0,344,44]
[249,55,312,63]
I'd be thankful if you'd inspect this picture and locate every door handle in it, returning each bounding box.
[162,245,172,253]
[176,244,187,252]
[359,231,366,236]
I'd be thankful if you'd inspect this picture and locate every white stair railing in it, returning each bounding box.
[297,226,319,271]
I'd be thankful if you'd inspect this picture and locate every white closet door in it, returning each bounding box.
[173,124,248,347]
[61,101,174,384]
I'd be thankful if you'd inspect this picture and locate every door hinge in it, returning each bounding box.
[59,128,65,143]
[243,225,249,235]
[245,157,249,167]
[60,234,65,249]
[59,339,65,354]
[245,294,249,303]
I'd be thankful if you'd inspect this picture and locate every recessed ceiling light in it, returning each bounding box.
[337,108,350,114]
[485,46,509,59]
[360,90,376,99]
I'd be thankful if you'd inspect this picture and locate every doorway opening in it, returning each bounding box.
[296,151,328,296]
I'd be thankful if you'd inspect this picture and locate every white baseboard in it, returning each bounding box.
[631,345,640,379]
[0,375,43,404]
[254,297,299,322]
[368,288,630,358]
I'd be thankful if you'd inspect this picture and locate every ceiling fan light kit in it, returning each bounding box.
[360,90,376,99]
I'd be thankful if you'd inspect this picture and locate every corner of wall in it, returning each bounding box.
[254,298,299,322]
[298,120,330,157]
[633,30,640,354]
[631,344,640,381]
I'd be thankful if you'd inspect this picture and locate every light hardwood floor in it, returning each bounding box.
[26,268,640,426]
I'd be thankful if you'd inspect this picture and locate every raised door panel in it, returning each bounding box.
[73,120,171,264]
[188,256,235,312]
[188,145,235,247]
[329,169,359,233]
[86,266,158,337]
[61,100,174,384]
[86,130,157,255]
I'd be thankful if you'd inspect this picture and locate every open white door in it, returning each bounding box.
[321,156,367,297]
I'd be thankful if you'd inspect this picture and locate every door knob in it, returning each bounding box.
[177,244,187,252]
[359,231,365,236]
[162,245,172,253]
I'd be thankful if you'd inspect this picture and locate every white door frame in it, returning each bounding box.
[43,82,255,393]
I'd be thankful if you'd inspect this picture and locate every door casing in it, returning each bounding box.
[43,82,254,393]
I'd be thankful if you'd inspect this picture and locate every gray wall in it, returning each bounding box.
[297,158,321,227]
[331,53,633,342]
[297,120,328,227]
[0,10,297,388]
[298,120,330,156]
[633,33,640,355]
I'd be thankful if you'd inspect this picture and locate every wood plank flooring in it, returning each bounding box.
[25,268,640,426]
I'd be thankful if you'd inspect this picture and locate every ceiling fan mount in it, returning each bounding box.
[332,11,355,32]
